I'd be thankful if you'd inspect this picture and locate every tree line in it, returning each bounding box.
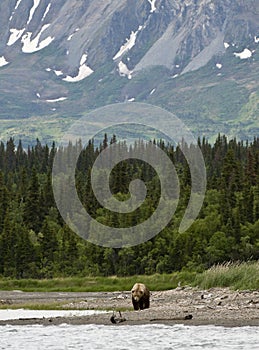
[0,134,258,278]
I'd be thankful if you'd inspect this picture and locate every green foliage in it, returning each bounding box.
[193,261,259,290]
[0,135,258,280]
[0,261,258,293]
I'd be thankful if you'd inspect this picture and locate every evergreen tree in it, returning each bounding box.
[23,167,42,232]
[0,172,8,232]
[5,138,16,172]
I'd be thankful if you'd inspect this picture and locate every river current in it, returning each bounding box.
[1,323,258,350]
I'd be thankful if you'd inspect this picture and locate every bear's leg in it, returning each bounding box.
[132,298,139,310]
[143,296,150,309]
[139,299,144,310]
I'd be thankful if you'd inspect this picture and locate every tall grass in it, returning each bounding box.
[0,261,258,292]
[0,275,180,292]
[193,261,259,290]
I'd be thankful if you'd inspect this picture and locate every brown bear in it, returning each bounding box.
[131,283,150,310]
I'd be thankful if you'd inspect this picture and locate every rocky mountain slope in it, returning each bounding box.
[0,0,258,144]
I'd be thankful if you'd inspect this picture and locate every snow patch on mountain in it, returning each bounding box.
[147,0,157,13]
[63,54,94,82]
[46,97,67,102]
[67,28,80,41]
[118,61,132,79]
[9,0,23,20]
[27,0,41,25]
[21,24,54,53]
[42,3,51,22]
[80,54,88,66]
[113,28,141,60]
[15,0,22,10]
[7,28,25,46]
[53,70,63,76]
[0,56,9,67]
[234,48,252,59]
[46,68,63,77]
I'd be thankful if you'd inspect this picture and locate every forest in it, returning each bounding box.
[0,134,258,279]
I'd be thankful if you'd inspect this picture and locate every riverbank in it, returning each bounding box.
[0,287,258,327]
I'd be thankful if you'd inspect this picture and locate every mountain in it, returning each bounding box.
[0,0,258,145]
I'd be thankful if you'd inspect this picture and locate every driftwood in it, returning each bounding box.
[150,314,193,322]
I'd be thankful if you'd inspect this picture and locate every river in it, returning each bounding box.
[0,323,258,350]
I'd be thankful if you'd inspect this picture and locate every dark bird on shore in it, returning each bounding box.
[110,311,126,324]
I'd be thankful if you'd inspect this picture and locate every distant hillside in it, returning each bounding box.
[0,0,258,144]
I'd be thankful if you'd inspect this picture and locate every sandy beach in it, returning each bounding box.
[0,287,258,327]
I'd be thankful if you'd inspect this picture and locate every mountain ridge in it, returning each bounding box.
[0,0,258,144]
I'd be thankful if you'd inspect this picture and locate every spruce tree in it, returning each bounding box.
[23,167,42,232]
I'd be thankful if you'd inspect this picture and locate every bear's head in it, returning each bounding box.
[131,283,146,302]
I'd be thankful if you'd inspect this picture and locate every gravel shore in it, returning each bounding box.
[0,287,258,327]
